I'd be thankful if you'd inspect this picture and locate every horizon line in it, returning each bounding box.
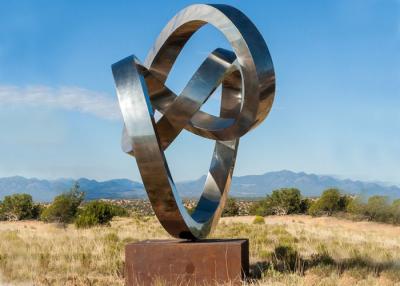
[1,170,399,188]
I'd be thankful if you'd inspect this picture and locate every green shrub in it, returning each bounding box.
[308,188,349,216]
[346,196,364,214]
[0,193,41,221]
[346,196,400,224]
[338,194,352,210]
[75,212,98,228]
[75,201,127,228]
[0,203,4,221]
[222,197,239,217]
[299,198,312,214]
[250,188,302,216]
[364,196,391,222]
[253,215,265,224]
[308,201,319,216]
[109,204,129,217]
[391,199,400,224]
[40,182,84,223]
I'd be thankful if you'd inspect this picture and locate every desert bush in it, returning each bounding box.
[253,215,265,224]
[109,204,129,217]
[40,182,84,223]
[299,198,312,214]
[391,199,400,224]
[75,201,128,228]
[308,188,350,216]
[346,196,364,214]
[364,196,391,222]
[0,193,41,221]
[251,188,302,216]
[0,202,4,220]
[346,196,400,224]
[309,188,341,216]
[222,197,239,217]
[338,194,352,210]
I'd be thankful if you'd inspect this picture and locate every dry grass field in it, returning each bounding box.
[0,215,400,286]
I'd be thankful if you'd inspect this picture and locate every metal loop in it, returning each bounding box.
[112,4,275,239]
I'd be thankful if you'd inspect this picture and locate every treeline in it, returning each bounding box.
[2,185,400,226]
[0,183,128,228]
[228,188,400,225]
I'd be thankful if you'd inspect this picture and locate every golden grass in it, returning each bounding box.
[0,215,399,285]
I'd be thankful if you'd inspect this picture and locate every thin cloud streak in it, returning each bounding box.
[0,85,121,120]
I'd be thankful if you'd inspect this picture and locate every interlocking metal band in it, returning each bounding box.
[112,4,275,239]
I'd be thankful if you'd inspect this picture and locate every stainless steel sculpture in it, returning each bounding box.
[112,4,275,239]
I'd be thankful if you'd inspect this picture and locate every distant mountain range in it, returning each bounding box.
[0,176,145,202]
[0,170,399,202]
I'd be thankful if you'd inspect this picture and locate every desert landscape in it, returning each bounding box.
[0,215,399,286]
[0,1,398,285]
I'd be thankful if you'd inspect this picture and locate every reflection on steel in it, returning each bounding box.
[112,4,275,239]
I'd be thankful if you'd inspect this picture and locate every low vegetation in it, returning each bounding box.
[40,183,84,224]
[250,188,305,216]
[0,193,41,221]
[0,183,129,230]
[1,184,400,284]
[252,215,265,224]
[308,188,350,216]
[222,197,240,217]
[346,195,400,224]
[249,188,400,226]
[2,185,400,227]
[0,215,399,285]
[75,200,128,228]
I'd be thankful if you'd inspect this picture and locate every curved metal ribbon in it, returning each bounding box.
[112,4,275,239]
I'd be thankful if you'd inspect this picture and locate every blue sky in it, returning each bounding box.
[0,0,399,185]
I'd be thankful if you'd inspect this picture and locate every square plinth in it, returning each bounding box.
[125,239,249,286]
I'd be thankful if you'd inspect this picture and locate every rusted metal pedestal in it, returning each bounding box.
[125,239,249,286]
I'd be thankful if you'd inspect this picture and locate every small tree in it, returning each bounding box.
[40,182,84,224]
[0,194,40,221]
[250,188,302,216]
[364,196,391,222]
[338,194,352,210]
[391,199,400,224]
[270,188,302,215]
[308,188,343,216]
[222,197,239,217]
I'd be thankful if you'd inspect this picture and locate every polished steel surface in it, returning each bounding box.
[112,4,275,239]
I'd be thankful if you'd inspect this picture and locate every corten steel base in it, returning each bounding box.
[125,239,249,286]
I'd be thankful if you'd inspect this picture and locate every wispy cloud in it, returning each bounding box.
[0,85,121,120]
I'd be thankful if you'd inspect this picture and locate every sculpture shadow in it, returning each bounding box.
[249,245,398,280]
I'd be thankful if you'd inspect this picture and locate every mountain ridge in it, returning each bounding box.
[0,170,399,202]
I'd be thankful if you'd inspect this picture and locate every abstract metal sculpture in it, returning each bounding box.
[112,4,275,239]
